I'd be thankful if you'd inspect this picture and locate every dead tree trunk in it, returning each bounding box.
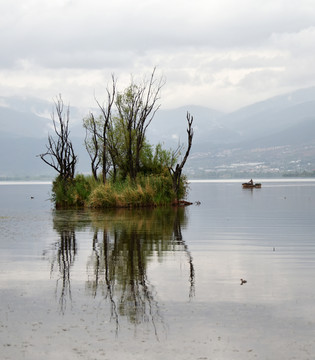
[38,95,77,181]
[169,112,194,200]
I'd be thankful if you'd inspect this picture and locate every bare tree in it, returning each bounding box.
[39,95,77,180]
[169,112,194,200]
[95,74,117,184]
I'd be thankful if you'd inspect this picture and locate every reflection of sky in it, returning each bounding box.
[183,180,315,321]
[1,181,315,359]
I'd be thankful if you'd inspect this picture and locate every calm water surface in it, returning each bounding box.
[0,180,315,359]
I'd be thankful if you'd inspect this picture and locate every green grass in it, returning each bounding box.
[51,172,187,209]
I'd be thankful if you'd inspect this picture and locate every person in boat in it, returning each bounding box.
[249,179,253,185]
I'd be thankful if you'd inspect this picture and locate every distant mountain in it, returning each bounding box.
[222,98,315,140]
[239,117,315,149]
[0,136,51,178]
[147,105,229,147]
[223,86,315,124]
[0,95,87,138]
[0,96,89,177]
[0,106,51,138]
[187,87,315,178]
[149,87,315,150]
[1,87,315,179]
[0,134,90,178]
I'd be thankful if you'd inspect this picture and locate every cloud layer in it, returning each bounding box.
[1,0,315,111]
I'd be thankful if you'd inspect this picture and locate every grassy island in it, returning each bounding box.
[39,69,194,209]
[52,172,187,209]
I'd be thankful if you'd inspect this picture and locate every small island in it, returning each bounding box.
[39,69,194,209]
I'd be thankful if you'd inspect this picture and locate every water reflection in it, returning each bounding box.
[46,212,82,313]
[55,229,76,312]
[45,207,195,333]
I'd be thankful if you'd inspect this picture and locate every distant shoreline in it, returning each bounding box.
[0,181,52,185]
[189,178,315,184]
[1,178,315,186]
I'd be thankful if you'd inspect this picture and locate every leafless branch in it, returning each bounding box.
[38,95,77,180]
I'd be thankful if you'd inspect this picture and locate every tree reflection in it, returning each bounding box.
[46,212,77,313]
[46,207,195,334]
[173,209,195,299]
[46,210,89,313]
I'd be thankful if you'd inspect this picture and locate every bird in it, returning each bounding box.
[30,196,34,199]
[240,278,247,285]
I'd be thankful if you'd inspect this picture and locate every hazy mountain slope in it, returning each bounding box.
[221,100,315,140]
[0,136,51,177]
[0,95,87,138]
[188,116,315,178]
[221,87,315,141]
[1,87,315,178]
[0,106,51,138]
[239,117,315,149]
[148,87,315,148]
[0,134,90,178]
[147,105,230,146]
[223,86,315,124]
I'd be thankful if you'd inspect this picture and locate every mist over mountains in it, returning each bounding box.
[1,87,315,179]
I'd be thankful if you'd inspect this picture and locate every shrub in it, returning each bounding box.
[52,172,188,209]
[52,174,92,208]
[88,183,118,208]
[70,175,87,205]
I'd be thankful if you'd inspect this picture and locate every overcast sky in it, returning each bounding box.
[1,0,315,112]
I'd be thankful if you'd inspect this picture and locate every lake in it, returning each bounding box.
[1,179,315,359]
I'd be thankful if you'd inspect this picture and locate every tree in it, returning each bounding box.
[82,68,165,183]
[115,67,165,181]
[83,75,117,184]
[95,75,117,184]
[169,112,194,200]
[39,95,77,181]
[106,116,129,180]
[139,142,175,175]
[83,113,101,181]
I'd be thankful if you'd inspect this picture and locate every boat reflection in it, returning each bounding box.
[46,207,195,334]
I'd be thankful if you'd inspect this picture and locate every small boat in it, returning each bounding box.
[242,180,261,188]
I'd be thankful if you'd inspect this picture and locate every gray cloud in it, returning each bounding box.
[1,0,315,111]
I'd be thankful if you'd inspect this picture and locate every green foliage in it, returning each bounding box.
[73,174,92,205]
[51,176,69,207]
[52,170,188,209]
[88,183,118,208]
[107,116,135,179]
[114,78,163,180]
[83,115,103,158]
[136,172,175,204]
[52,174,92,208]
[177,174,189,200]
[87,172,183,208]
[139,143,175,176]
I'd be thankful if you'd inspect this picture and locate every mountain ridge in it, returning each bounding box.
[1,86,315,178]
